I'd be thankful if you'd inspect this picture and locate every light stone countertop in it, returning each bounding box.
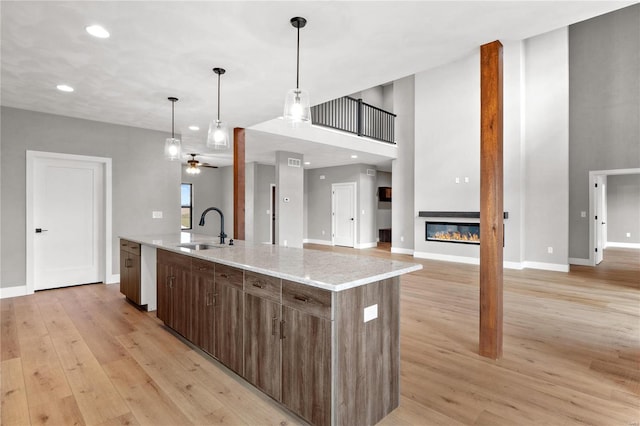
[122,232,422,292]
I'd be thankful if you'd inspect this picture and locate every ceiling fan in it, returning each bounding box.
[185,153,217,175]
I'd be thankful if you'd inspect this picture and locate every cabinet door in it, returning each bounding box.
[127,253,141,304]
[192,268,215,354]
[119,248,130,298]
[215,283,243,374]
[282,307,331,426]
[171,264,192,338]
[156,260,173,325]
[244,293,281,400]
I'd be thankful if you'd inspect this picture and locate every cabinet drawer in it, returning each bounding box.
[157,249,192,269]
[120,239,141,255]
[282,280,332,320]
[192,258,215,274]
[215,263,243,289]
[244,271,281,302]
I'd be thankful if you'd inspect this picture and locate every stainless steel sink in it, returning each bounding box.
[177,242,223,250]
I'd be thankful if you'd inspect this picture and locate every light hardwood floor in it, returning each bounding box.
[2,247,638,425]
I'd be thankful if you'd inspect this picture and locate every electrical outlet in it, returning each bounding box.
[321,230,325,235]
[455,177,460,184]
[152,211,163,219]
[547,246,553,254]
[464,177,469,183]
[581,211,587,218]
[627,232,631,238]
[364,304,378,322]
[400,236,404,242]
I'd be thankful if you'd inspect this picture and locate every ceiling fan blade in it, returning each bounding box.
[200,163,218,169]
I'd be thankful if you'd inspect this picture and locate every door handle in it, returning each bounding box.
[35,228,48,233]
[350,218,354,221]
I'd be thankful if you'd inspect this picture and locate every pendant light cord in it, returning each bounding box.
[296,25,300,89]
[217,72,221,121]
[171,101,175,138]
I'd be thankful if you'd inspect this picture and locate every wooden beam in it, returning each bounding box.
[233,128,245,240]
[479,40,504,360]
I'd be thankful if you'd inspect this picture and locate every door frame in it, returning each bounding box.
[588,167,640,266]
[26,150,113,294]
[331,182,357,247]
[269,183,276,244]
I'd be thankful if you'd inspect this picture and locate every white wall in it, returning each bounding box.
[391,76,415,254]
[276,151,304,248]
[523,28,570,268]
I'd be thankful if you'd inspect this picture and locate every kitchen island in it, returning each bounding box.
[120,233,421,426]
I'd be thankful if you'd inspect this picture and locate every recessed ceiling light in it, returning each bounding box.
[188,125,200,131]
[56,84,74,92]
[350,154,358,159]
[304,161,311,165]
[86,25,110,39]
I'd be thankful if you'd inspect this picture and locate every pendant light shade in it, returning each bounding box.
[164,97,181,161]
[284,17,311,125]
[207,68,229,150]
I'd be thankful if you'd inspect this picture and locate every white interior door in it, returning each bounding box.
[594,176,605,265]
[332,182,356,247]
[33,157,104,290]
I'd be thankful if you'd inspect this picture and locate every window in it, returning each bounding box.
[181,183,192,230]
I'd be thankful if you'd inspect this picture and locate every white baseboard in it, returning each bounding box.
[504,261,524,270]
[303,239,333,246]
[0,285,28,299]
[391,247,414,255]
[107,273,120,284]
[606,241,640,249]
[355,242,377,249]
[569,257,591,266]
[522,261,570,272]
[413,252,569,272]
[414,251,479,265]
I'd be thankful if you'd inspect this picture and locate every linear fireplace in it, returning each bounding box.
[426,221,480,245]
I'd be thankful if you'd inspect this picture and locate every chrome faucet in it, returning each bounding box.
[199,207,227,244]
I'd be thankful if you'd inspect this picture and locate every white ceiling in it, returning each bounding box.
[1,1,634,168]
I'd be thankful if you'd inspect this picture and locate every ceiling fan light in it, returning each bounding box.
[207,119,229,150]
[284,88,311,124]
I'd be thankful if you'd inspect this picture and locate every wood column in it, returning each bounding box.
[479,40,503,359]
[233,128,245,240]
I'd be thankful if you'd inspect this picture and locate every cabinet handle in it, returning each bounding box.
[280,320,286,340]
[293,295,310,303]
[252,282,264,289]
[206,292,215,306]
[198,267,208,271]
[220,273,229,279]
[272,317,277,336]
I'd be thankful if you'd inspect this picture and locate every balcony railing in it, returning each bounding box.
[311,96,396,144]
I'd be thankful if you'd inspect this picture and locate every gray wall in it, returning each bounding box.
[1,107,181,288]
[607,174,640,244]
[305,164,377,246]
[251,163,275,244]
[568,4,640,259]
[391,75,415,252]
[275,151,304,248]
[376,171,392,230]
[181,165,233,240]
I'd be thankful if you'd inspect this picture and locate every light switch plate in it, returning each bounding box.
[364,304,378,323]
[152,211,163,219]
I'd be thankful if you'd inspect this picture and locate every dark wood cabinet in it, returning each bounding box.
[281,280,332,426]
[119,240,141,305]
[191,259,215,354]
[214,264,244,375]
[156,249,191,338]
[244,292,282,401]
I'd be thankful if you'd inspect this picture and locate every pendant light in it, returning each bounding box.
[164,97,181,161]
[207,67,229,150]
[284,17,311,125]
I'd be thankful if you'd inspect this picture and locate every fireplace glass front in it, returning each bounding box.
[426,221,480,244]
